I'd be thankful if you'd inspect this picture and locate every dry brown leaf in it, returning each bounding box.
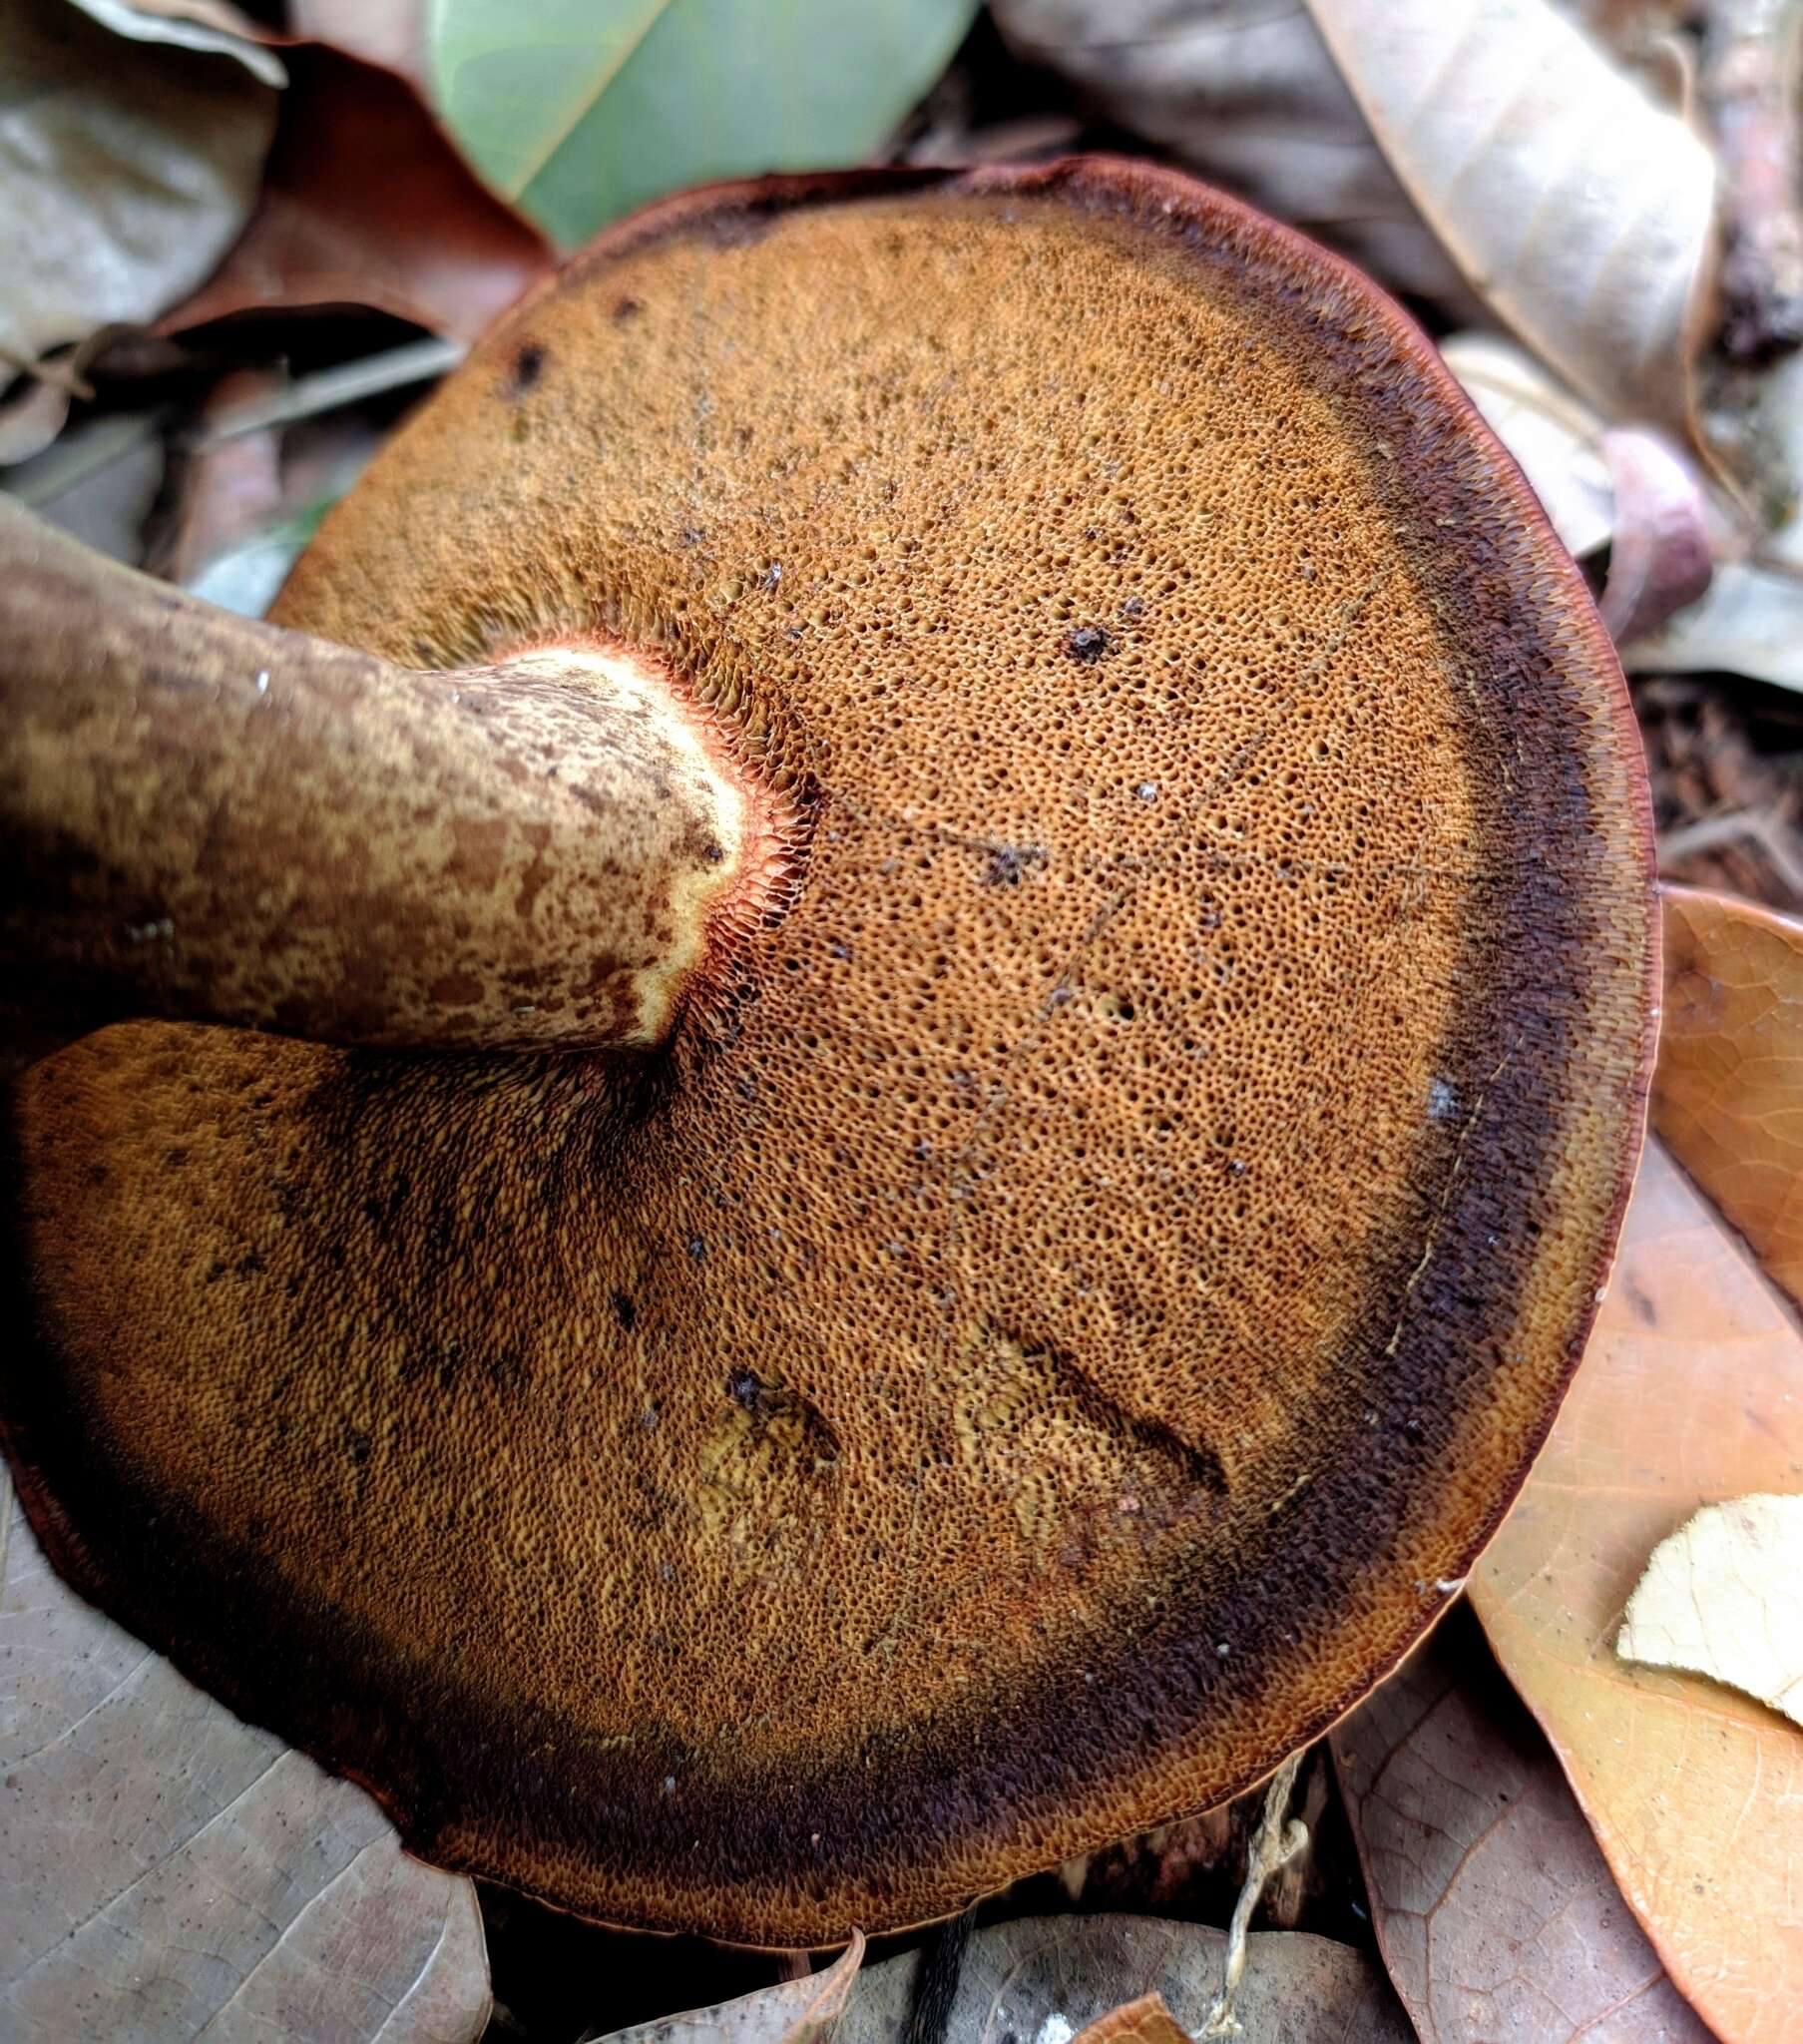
[1332,1608,1711,2043]
[0,0,276,368]
[1617,1494,1803,1725]
[1471,1139,1803,2044]
[1073,1991,1192,2044]
[587,1934,863,2043]
[990,0,1475,308]
[1304,0,1716,435]
[0,1470,491,2043]
[1655,885,1803,1303]
[169,43,550,343]
[1440,331,1614,556]
[836,1913,1411,2043]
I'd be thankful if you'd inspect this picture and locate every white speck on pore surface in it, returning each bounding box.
[1035,2019,1076,2044]
[1427,1075,1459,1121]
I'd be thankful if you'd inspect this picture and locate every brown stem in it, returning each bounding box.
[0,497,777,1053]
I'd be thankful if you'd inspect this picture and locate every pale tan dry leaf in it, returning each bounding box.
[69,0,285,84]
[0,0,276,371]
[0,1472,491,2044]
[1072,1991,1191,2044]
[587,1934,863,2043]
[1617,1494,1803,1725]
[836,1914,1411,2043]
[1304,0,1716,434]
[1333,1609,1712,2044]
[1620,555,1803,687]
[1440,331,1613,556]
[989,0,1475,308]
[1472,1140,1803,2044]
[1655,885,1803,1304]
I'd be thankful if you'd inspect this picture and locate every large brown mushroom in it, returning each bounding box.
[0,159,1655,1948]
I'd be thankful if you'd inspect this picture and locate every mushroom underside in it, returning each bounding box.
[1,161,1655,1946]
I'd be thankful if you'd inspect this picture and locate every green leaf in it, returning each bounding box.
[427,0,978,251]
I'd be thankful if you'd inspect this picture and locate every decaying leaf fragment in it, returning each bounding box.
[0,1471,491,2044]
[1304,0,1716,434]
[1333,1610,1710,2044]
[1472,1141,1803,2044]
[1655,885,1803,1305]
[835,1914,1411,2043]
[584,1935,863,2043]
[1617,1494,1803,1726]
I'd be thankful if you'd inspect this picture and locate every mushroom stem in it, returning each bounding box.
[0,497,773,1053]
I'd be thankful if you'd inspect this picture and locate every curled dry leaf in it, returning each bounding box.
[1617,1494,1803,1725]
[585,1934,863,2043]
[1072,1991,1191,2044]
[1304,0,1716,436]
[1655,884,1803,1305]
[1332,1608,1710,2044]
[0,1472,491,2044]
[835,1914,1411,2044]
[69,0,285,84]
[1439,331,1613,557]
[1471,1140,1803,2044]
[0,0,276,367]
[169,43,551,343]
[990,0,1475,308]
[1597,427,1715,643]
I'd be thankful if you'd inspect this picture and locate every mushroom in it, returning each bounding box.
[0,158,1656,1948]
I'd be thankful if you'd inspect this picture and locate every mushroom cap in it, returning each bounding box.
[2,159,1655,1946]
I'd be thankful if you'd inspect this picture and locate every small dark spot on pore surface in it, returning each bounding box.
[703,841,724,863]
[727,1367,761,1410]
[982,843,1046,887]
[687,1235,707,1261]
[612,1290,638,1332]
[510,342,545,395]
[345,1429,371,1465]
[1067,624,1111,663]
[613,296,643,320]
[1122,594,1144,618]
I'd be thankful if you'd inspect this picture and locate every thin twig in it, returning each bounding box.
[1200,1752,1308,2037]
[192,336,466,449]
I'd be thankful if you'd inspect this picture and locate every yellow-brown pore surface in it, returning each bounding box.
[3,162,1655,1945]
